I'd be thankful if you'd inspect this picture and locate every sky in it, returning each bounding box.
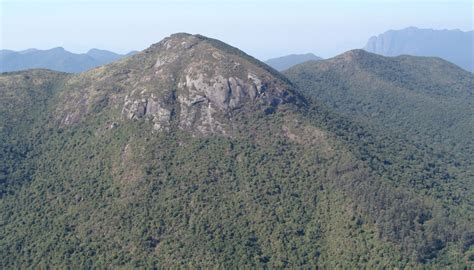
[0,0,472,60]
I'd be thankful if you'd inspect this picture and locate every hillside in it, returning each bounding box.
[0,47,133,73]
[265,53,322,71]
[364,27,474,72]
[1,34,473,268]
[284,50,473,162]
[284,49,474,224]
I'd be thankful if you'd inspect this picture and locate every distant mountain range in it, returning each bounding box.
[364,27,474,72]
[0,48,136,73]
[3,27,472,74]
[265,53,322,71]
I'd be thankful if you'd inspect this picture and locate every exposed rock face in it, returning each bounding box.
[175,71,273,136]
[56,33,300,136]
[122,94,171,132]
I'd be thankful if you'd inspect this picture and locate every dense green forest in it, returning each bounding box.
[284,50,474,207]
[284,50,473,172]
[0,35,473,268]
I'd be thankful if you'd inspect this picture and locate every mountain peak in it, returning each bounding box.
[316,49,377,67]
[145,33,203,54]
[265,53,323,71]
[170,32,194,38]
[50,47,66,52]
[86,48,113,54]
[338,49,371,60]
[57,33,301,136]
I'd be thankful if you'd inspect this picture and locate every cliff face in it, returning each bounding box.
[364,27,474,72]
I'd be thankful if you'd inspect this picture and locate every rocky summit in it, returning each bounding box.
[56,33,300,136]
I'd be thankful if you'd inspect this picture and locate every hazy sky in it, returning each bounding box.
[1,0,472,59]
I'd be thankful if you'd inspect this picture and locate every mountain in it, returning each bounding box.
[126,50,140,56]
[1,34,473,268]
[284,49,474,221]
[0,47,133,73]
[85,48,124,63]
[364,27,474,72]
[284,50,474,160]
[265,53,322,71]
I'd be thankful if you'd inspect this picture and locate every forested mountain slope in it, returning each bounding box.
[1,34,472,268]
[284,50,473,170]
